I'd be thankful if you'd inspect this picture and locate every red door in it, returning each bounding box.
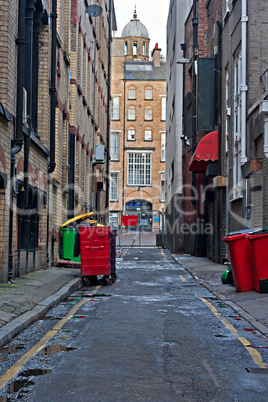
[80,226,111,276]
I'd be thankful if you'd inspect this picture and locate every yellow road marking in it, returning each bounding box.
[200,298,268,369]
[161,249,167,260]
[179,275,187,283]
[0,285,101,389]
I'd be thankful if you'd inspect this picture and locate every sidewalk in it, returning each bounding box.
[0,267,82,348]
[173,254,268,338]
[0,254,267,350]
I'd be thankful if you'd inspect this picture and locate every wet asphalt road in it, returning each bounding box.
[0,248,268,401]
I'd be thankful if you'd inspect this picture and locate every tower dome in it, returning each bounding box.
[121,7,149,39]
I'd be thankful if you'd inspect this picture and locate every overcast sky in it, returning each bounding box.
[113,0,170,56]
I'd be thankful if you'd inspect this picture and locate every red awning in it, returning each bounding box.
[189,130,218,172]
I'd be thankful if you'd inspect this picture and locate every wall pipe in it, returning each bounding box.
[46,0,57,264]
[105,0,112,211]
[8,0,26,281]
[240,0,248,164]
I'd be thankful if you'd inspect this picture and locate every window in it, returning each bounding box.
[145,88,152,99]
[128,152,151,186]
[133,42,137,56]
[161,97,166,121]
[161,132,165,161]
[109,212,118,228]
[143,42,146,56]
[124,41,128,55]
[128,88,136,99]
[17,186,39,251]
[110,132,119,160]
[110,172,118,201]
[128,128,135,141]
[145,108,152,120]
[144,129,152,141]
[128,106,135,120]
[111,96,119,119]
[160,174,165,202]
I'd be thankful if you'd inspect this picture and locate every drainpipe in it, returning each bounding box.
[240,0,248,164]
[46,0,57,263]
[8,0,25,281]
[32,3,44,137]
[263,114,268,158]
[105,0,112,211]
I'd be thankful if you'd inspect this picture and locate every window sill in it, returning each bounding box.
[127,184,152,187]
[110,200,118,202]
[127,139,136,141]
[127,119,136,121]
[111,118,120,121]
[144,119,153,122]
[111,159,119,162]
[144,139,152,142]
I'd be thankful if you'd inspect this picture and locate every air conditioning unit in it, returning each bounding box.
[92,144,105,164]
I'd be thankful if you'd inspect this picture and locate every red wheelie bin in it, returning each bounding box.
[247,230,268,293]
[80,226,111,284]
[222,231,255,292]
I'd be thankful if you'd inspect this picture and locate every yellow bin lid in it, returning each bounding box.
[61,212,94,228]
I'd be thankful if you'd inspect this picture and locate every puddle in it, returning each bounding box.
[41,316,62,321]
[40,344,77,356]
[0,345,25,362]
[2,369,53,399]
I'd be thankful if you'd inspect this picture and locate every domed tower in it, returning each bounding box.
[121,6,150,61]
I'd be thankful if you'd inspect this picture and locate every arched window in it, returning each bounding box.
[133,42,138,56]
[128,127,135,141]
[128,106,135,120]
[128,87,136,100]
[145,87,153,100]
[124,41,128,55]
[143,42,146,56]
[144,128,152,141]
[144,107,152,121]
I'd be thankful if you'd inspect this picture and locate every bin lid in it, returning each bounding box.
[247,228,268,236]
[61,212,94,228]
[226,227,262,236]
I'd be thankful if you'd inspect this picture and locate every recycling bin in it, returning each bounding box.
[247,230,268,292]
[80,226,111,277]
[61,227,81,262]
[60,212,95,262]
[222,232,255,292]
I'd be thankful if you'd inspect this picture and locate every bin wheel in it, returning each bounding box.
[82,276,91,286]
[111,273,117,279]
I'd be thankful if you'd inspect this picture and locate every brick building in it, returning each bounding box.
[0,0,116,281]
[109,8,166,232]
[166,0,268,263]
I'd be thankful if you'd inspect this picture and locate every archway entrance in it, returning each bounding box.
[114,200,164,247]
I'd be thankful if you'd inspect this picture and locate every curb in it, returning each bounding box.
[172,254,268,338]
[0,277,83,349]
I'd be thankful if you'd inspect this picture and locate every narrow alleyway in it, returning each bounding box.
[0,248,267,401]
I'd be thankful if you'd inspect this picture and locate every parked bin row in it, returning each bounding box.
[222,228,268,293]
[59,213,117,285]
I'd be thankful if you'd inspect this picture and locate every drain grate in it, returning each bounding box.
[245,367,268,374]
